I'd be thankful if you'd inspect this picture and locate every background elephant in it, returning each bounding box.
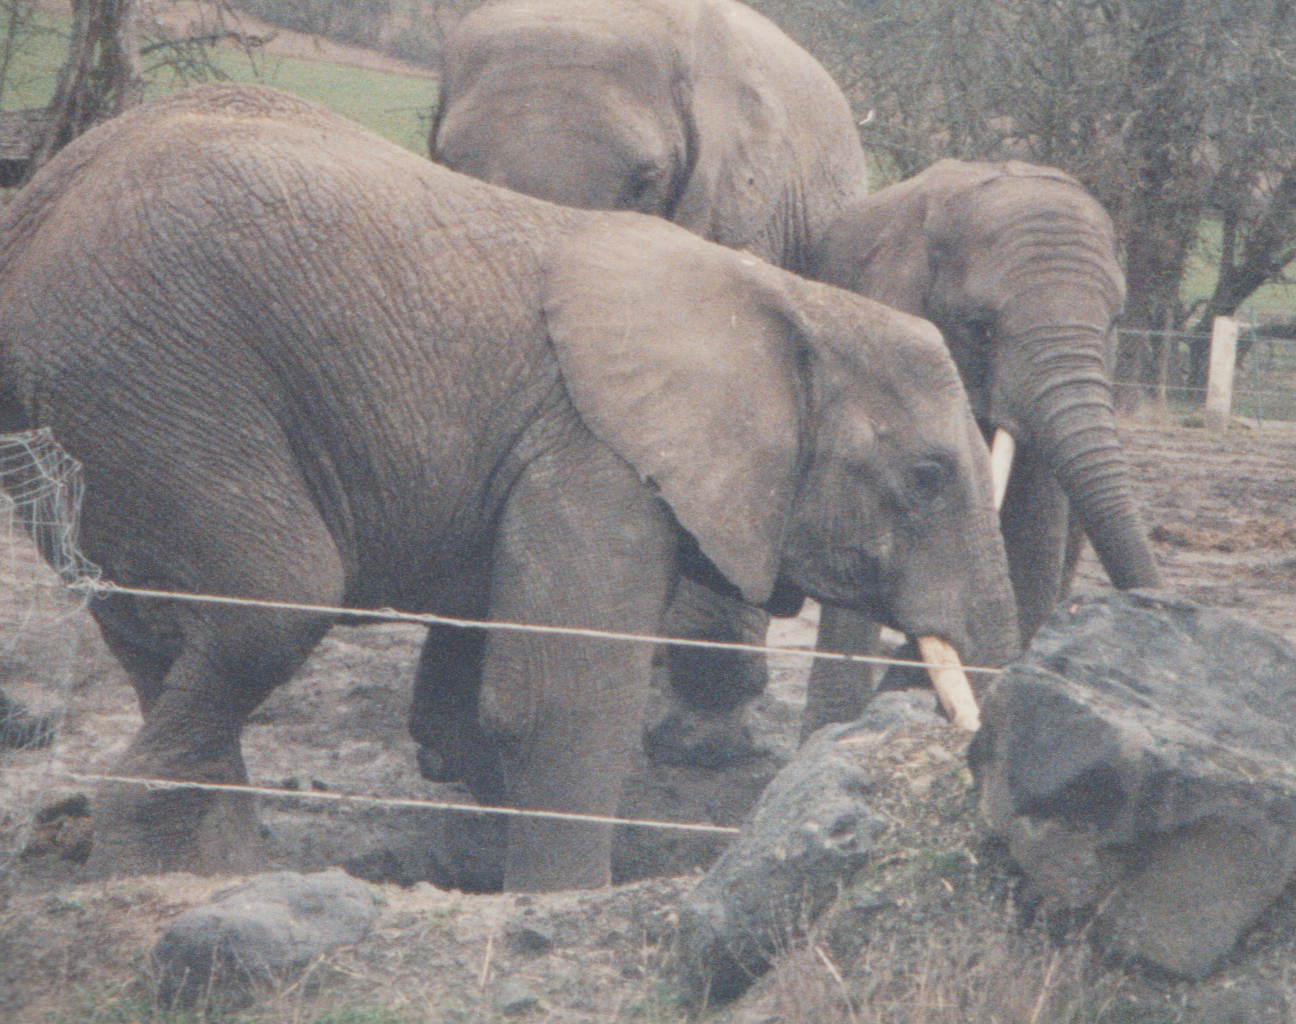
[0,84,1017,891]
[430,0,870,274]
[430,0,873,720]
[801,158,1163,736]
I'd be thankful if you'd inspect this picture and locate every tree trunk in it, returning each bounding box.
[26,0,143,178]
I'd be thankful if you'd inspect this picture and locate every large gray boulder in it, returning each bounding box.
[971,591,1296,979]
[675,691,941,1002]
[152,870,379,1010]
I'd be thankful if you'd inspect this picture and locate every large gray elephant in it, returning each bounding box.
[430,0,870,274]
[430,0,873,716]
[0,85,1018,891]
[801,158,1162,735]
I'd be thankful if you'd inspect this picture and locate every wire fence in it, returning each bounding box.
[0,321,1291,873]
[0,428,988,870]
[1115,326,1296,424]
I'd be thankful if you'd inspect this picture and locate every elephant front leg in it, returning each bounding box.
[661,575,768,712]
[999,446,1071,643]
[409,623,502,803]
[480,443,675,892]
[801,604,881,742]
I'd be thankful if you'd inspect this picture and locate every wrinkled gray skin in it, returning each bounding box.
[430,0,873,709]
[802,159,1162,736]
[431,0,870,274]
[0,85,1017,892]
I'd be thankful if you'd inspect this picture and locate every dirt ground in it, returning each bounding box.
[0,416,1292,1023]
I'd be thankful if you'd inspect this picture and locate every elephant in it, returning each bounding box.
[800,158,1163,737]
[429,0,874,722]
[430,0,870,275]
[0,84,1018,891]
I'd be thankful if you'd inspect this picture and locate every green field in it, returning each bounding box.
[0,11,436,153]
[1180,216,1296,324]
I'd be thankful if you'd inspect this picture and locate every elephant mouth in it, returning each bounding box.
[798,551,984,731]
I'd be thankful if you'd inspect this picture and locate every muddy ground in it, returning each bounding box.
[0,416,1294,1023]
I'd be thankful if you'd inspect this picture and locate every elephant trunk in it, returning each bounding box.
[1021,331,1162,590]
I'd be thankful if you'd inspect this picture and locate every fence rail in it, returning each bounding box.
[1116,325,1296,425]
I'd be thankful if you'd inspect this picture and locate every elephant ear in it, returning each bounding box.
[811,171,939,315]
[542,215,804,605]
[667,5,792,263]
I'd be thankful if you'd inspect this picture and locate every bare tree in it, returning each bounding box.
[27,0,144,172]
[752,0,1296,405]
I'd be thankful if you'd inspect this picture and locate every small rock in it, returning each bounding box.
[152,870,378,1010]
[23,794,92,863]
[0,688,53,749]
[509,922,555,955]
[1182,982,1268,1024]
[494,977,542,1015]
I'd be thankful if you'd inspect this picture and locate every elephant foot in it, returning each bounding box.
[643,691,772,770]
[84,777,266,878]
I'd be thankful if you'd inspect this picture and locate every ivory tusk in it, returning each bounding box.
[989,428,1015,511]
[917,635,980,731]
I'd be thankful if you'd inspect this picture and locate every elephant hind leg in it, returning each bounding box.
[85,505,346,879]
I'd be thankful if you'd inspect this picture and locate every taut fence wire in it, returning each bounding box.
[2,328,1293,862]
[0,427,993,850]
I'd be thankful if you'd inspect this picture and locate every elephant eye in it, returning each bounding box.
[907,458,948,504]
[627,164,663,204]
[967,318,994,347]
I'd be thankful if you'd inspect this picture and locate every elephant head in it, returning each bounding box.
[810,159,1162,640]
[543,216,1020,718]
[429,0,869,272]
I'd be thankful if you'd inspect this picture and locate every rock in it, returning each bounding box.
[674,695,939,1003]
[494,977,542,1015]
[152,870,379,1010]
[22,794,92,863]
[509,921,555,955]
[1181,981,1275,1024]
[971,591,1296,979]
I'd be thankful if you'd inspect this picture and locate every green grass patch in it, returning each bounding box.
[156,48,436,153]
[0,10,436,153]
[1182,215,1296,322]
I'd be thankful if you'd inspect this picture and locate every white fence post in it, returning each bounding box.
[1204,316,1239,433]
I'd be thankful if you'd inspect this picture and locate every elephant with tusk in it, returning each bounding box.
[801,158,1163,737]
[427,0,992,731]
[0,85,1015,890]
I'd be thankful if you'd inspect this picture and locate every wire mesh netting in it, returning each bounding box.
[1116,328,1296,424]
[0,430,98,892]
